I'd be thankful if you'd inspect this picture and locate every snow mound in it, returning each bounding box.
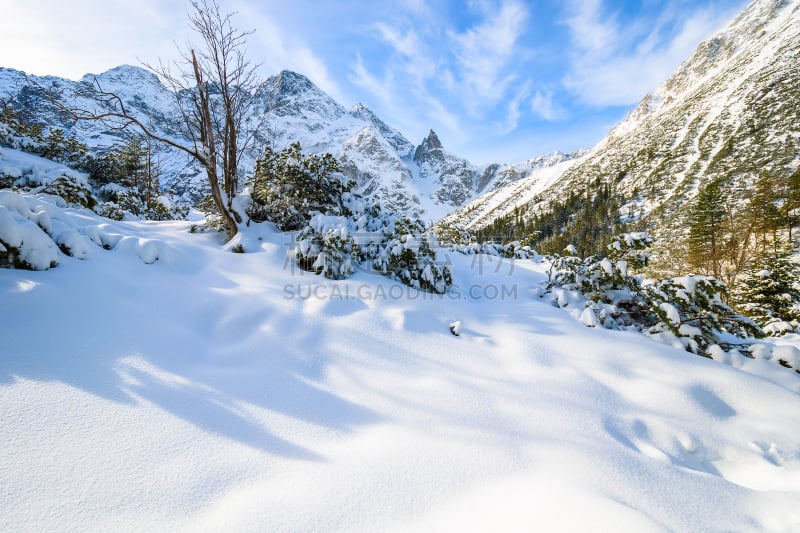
[0,190,59,269]
[0,189,176,269]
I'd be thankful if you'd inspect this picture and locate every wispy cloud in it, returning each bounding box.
[234,1,347,104]
[450,1,529,108]
[497,82,531,134]
[561,0,745,106]
[349,54,394,108]
[349,0,533,147]
[530,90,566,121]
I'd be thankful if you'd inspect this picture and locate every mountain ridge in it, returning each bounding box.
[448,0,800,268]
[0,65,578,221]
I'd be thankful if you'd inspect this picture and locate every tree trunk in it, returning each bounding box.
[191,50,238,238]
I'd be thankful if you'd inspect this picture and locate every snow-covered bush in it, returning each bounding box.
[546,234,649,304]
[374,217,452,294]
[544,232,764,355]
[247,142,352,230]
[0,108,91,170]
[96,186,187,222]
[38,176,97,210]
[1,155,98,211]
[0,190,59,269]
[732,252,800,335]
[294,191,452,293]
[296,214,358,280]
[641,276,762,353]
[434,221,538,260]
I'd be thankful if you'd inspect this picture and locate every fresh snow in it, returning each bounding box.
[2,185,800,532]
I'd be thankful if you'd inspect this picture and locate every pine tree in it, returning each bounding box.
[686,180,727,277]
[778,168,800,243]
[733,247,800,335]
[749,172,784,255]
[247,142,351,230]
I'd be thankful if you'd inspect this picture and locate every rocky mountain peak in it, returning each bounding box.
[257,70,345,120]
[413,129,444,164]
[82,65,161,87]
[349,103,415,158]
[422,129,443,150]
[268,69,318,96]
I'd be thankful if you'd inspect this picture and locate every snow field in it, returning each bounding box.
[1,191,800,531]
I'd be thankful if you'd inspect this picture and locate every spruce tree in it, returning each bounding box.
[247,142,350,230]
[733,247,800,334]
[686,180,727,277]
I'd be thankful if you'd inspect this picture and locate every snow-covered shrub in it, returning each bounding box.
[374,217,452,294]
[294,191,453,293]
[38,176,97,210]
[434,222,538,260]
[481,241,537,260]
[544,232,763,355]
[96,186,187,222]
[0,107,91,170]
[0,191,59,270]
[296,214,358,280]
[545,234,647,304]
[641,276,763,353]
[2,156,98,211]
[433,220,472,247]
[732,251,800,335]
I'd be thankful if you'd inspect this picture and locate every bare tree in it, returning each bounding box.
[41,0,264,238]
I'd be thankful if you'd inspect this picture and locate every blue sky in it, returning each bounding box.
[0,0,748,163]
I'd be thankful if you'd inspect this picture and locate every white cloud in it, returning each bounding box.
[450,1,529,107]
[561,0,746,107]
[530,91,566,121]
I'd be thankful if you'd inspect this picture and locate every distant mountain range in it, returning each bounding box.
[2,0,796,257]
[0,65,581,222]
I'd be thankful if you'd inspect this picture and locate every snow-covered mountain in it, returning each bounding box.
[445,150,589,229]
[450,0,800,254]
[0,66,574,221]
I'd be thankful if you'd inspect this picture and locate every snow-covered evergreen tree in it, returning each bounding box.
[247,142,351,230]
[544,232,763,354]
[294,189,452,292]
[733,249,800,336]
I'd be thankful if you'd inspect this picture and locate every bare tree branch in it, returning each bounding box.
[28,0,268,239]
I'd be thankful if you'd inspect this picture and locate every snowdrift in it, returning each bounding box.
[2,185,800,531]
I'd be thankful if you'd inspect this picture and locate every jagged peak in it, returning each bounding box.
[267,69,322,96]
[421,129,443,150]
[349,102,381,122]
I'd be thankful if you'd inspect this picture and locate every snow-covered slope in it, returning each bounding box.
[453,0,800,255]
[2,166,800,530]
[445,150,589,229]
